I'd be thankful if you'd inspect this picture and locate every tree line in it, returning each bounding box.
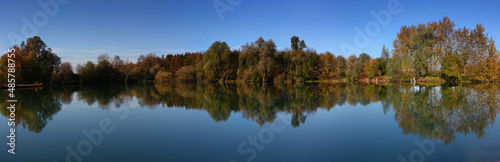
[1,17,499,86]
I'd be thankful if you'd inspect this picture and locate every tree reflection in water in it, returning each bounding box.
[1,83,499,144]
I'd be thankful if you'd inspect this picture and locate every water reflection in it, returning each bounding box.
[1,87,62,133]
[391,85,500,145]
[1,83,499,145]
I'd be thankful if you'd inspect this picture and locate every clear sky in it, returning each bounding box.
[1,0,499,65]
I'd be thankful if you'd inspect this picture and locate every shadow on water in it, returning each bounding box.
[1,83,499,145]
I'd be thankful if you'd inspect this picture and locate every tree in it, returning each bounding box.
[335,55,346,79]
[175,66,197,82]
[129,53,161,82]
[78,61,96,83]
[112,55,124,69]
[318,52,336,80]
[293,49,319,81]
[10,36,62,84]
[173,56,184,72]
[379,45,389,75]
[163,54,174,72]
[200,41,235,81]
[154,71,173,83]
[390,16,498,82]
[411,23,433,76]
[387,53,402,80]
[258,39,277,83]
[237,42,260,81]
[468,24,489,81]
[357,53,371,79]
[59,62,75,84]
[358,53,371,65]
[346,55,359,81]
[291,36,299,51]
[96,54,124,83]
[393,25,415,76]
[299,40,307,51]
[364,59,379,78]
[482,38,500,82]
[441,50,461,81]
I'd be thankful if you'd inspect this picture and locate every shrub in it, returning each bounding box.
[154,71,173,83]
[175,66,196,82]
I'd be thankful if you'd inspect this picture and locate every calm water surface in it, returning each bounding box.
[1,84,500,162]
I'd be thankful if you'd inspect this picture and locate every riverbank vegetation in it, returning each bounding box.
[1,17,498,86]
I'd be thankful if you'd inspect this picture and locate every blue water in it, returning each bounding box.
[1,84,499,162]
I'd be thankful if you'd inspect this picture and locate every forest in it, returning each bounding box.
[0,17,499,86]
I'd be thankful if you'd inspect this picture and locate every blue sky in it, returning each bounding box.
[1,0,499,65]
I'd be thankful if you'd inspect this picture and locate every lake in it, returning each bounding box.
[1,83,500,162]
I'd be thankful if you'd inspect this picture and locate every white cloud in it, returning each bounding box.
[56,48,196,66]
[231,44,244,50]
[76,49,108,54]
[51,47,65,53]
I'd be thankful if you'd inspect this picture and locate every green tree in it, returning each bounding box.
[379,45,389,75]
[200,41,235,81]
[78,61,96,83]
[237,42,260,81]
[358,53,371,65]
[387,53,402,80]
[299,40,307,51]
[291,36,299,51]
[258,39,277,83]
[346,55,359,81]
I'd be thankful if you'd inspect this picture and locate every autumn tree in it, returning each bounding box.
[393,25,415,76]
[335,55,346,79]
[391,17,498,82]
[172,56,184,72]
[318,52,336,80]
[364,59,379,78]
[128,53,161,83]
[8,36,62,84]
[482,38,500,82]
[175,66,197,82]
[58,62,75,84]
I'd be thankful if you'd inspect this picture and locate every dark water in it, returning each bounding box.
[1,83,500,162]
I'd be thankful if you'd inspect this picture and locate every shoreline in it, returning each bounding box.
[3,79,498,89]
